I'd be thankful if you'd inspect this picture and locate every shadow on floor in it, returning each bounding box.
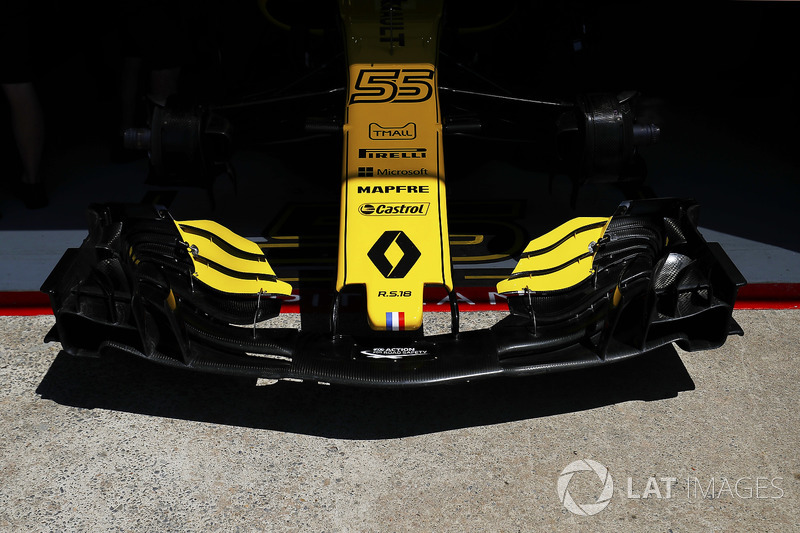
[36,343,694,439]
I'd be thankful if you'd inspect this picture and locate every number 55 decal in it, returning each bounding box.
[349,68,434,104]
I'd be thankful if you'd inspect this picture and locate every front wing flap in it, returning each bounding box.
[42,199,745,387]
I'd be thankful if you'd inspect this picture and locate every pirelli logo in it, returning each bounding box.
[358,148,426,159]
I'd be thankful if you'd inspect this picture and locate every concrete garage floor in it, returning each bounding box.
[1,310,797,531]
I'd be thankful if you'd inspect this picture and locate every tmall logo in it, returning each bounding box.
[557,459,614,516]
[358,167,374,177]
[367,230,420,278]
[369,122,416,140]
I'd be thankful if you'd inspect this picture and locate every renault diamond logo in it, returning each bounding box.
[367,231,421,278]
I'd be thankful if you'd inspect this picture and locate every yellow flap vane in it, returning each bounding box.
[497,217,610,294]
[175,219,292,296]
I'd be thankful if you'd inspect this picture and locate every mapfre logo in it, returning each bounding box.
[369,122,416,140]
[359,203,429,216]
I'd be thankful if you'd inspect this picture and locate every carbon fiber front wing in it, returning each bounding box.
[42,199,745,387]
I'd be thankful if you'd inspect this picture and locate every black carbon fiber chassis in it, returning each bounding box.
[42,199,745,387]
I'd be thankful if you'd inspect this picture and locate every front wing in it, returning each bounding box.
[41,198,745,387]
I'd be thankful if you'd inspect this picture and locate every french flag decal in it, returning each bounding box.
[386,312,405,331]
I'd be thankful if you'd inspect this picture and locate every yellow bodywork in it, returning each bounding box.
[174,219,292,296]
[336,0,452,331]
[496,217,611,294]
